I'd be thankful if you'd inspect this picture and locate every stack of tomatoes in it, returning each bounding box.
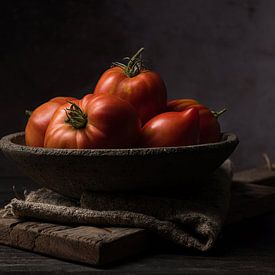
[25,48,226,149]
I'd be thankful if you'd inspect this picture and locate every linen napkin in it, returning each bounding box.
[4,160,232,252]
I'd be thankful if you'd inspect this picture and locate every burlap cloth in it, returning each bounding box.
[3,160,232,252]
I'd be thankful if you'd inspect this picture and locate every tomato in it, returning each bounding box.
[94,48,167,125]
[44,94,141,149]
[167,99,226,144]
[49,97,76,104]
[25,96,76,147]
[167,99,199,111]
[141,108,200,148]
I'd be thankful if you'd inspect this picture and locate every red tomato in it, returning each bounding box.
[25,96,76,147]
[94,48,167,125]
[141,108,200,148]
[44,94,141,149]
[49,97,76,104]
[167,99,225,144]
[167,99,199,111]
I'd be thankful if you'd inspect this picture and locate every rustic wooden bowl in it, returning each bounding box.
[0,132,238,198]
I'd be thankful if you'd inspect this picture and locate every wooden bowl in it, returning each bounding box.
[0,132,238,198]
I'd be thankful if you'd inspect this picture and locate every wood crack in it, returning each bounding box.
[8,220,25,246]
[32,224,72,251]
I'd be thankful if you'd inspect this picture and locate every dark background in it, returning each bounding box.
[1,0,274,176]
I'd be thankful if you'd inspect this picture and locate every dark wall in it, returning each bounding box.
[1,0,274,176]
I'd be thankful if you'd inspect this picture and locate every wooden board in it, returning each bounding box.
[227,182,275,224]
[0,181,275,266]
[233,166,275,186]
[0,219,147,266]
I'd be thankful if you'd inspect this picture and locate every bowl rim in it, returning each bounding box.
[0,131,239,156]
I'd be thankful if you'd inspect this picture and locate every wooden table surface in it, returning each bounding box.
[0,177,275,274]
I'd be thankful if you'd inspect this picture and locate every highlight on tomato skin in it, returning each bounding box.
[167,99,225,144]
[25,96,76,147]
[94,48,167,125]
[44,94,142,149]
[140,108,200,148]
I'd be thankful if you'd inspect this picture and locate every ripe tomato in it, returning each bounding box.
[167,99,199,110]
[25,96,76,147]
[94,48,167,125]
[44,94,141,149]
[141,108,200,148]
[49,97,76,104]
[167,99,226,144]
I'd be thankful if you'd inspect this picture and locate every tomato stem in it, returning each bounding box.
[212,108,227,118]
[112,47,146,78]
[25,110,32,118]
[65,101,87,129]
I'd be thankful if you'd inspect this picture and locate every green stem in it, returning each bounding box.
[127,47,144,70]
[113,47,146,78]
[25,110,32,118]
[65,101,87,129]
[212,108,227,118]
[112,62,126,69]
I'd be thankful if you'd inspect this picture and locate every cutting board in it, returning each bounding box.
[0,181,275,266]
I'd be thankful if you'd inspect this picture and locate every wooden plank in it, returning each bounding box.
[0,218,147,266]
[227,183,275,224]
[233,166,275,186]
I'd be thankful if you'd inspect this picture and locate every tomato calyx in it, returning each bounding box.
[112,47,146,78]
[25,110,32,118]
[212,108,227,118]
[65,101,87,129]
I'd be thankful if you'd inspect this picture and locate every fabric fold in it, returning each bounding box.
[4,160,232,252]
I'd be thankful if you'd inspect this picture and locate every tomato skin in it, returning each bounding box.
[167,99,199,111]
[94,67,167,125]
[25,97,76,147]
[44,94,142,149]
[167,99,221,144]
[196,106,221,144]
[141,108,200,148]
[49,97,76,104]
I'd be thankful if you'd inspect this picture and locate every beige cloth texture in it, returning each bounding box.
[4,160,232,252]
